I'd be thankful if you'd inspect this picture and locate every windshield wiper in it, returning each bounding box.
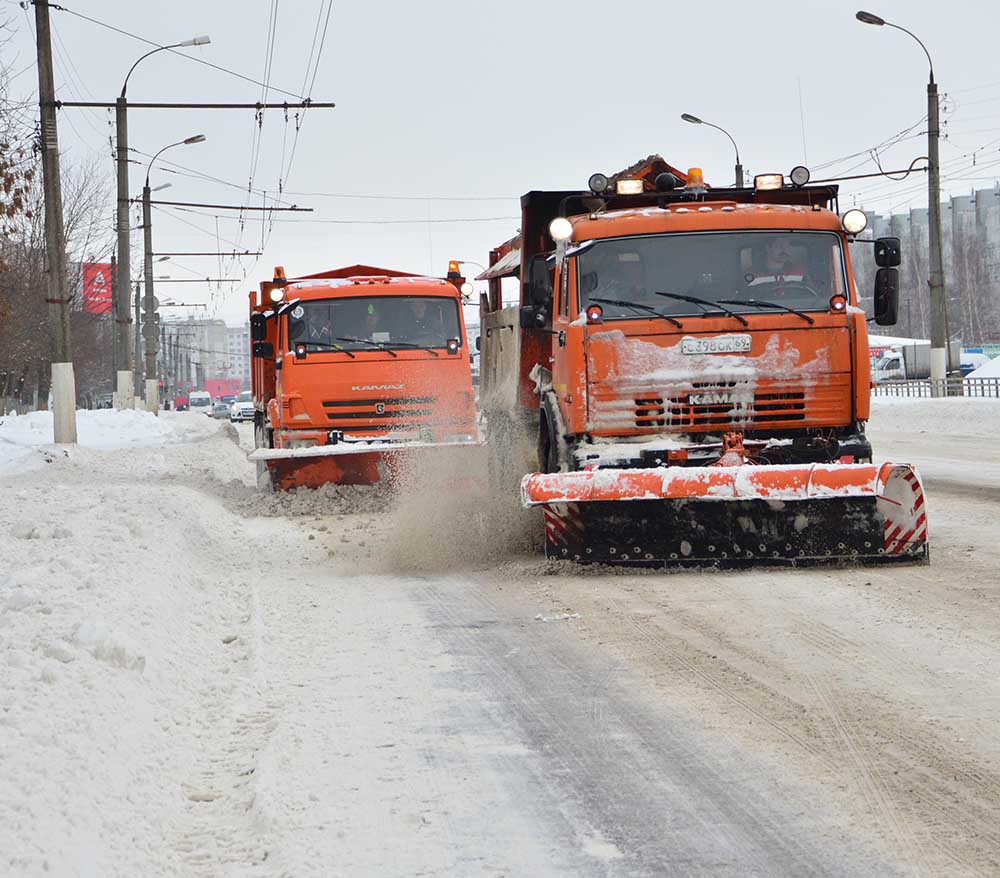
[334,336,397,357]
[717,298,815,325]
[589,297,682,328]
[384,340,440,357]
[336,336,441,357]
[654,291,749,327]
[296,340,356,359]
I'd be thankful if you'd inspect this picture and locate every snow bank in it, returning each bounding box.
[0,427,266,875]
[0,409,220,477]
[870,396,1000,438]
[966,355,1000,379]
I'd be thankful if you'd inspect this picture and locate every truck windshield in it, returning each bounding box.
[286,295,461,351]
[577,231,846,320]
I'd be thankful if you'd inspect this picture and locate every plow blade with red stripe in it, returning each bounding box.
[522,462,928,566]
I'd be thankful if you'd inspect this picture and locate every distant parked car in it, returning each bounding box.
[211,402,231,419]
[221,395,236,404]
[230,390,255,422]
[173,395,189,411]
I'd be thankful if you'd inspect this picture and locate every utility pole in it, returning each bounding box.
[140,134,205,413]
[114,93,131,409]
[33,0,76,443]
[927,76,950,388]
[142,180,157,412]
[110,254,117,394]
[134,281,142,396]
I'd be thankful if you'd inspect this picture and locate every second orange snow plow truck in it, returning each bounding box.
[478,157,928,565]
[248,264,478,490]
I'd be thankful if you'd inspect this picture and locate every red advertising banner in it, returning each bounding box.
[82,262,113,314]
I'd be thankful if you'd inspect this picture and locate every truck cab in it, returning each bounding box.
[249,264,478,489]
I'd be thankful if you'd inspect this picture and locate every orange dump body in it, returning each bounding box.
[249,266,478,490]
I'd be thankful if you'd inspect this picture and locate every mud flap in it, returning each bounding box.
[528,463,929,566]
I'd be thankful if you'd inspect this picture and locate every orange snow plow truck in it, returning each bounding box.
[248,263,479,491]
[479,157,928,565]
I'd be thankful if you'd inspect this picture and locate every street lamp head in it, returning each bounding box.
[183,135,207,145]
[681,113,703,124]
[151,182,172,192]
[856,10,886,25]
[157,256,170,262]
[178,35,211,47]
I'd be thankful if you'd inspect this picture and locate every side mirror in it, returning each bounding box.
[874,237,901,268]
[252,341,274,358]
[250,312,267,341]
[519,304,545,329]
[524,253,553,307]
[874,268,899,326]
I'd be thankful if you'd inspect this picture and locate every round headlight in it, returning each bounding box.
[588,172,609,194]
[790,165,811,187]
[269,287,285,304]
[549,217,573,243]
[842,209,868,235]
[460,281,473,297]
[585,304,604,324]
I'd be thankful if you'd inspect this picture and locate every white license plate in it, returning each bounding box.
[681,334,752,355]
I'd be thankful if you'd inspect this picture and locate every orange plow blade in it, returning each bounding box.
[251,439,484,491]
[521,463,929,565]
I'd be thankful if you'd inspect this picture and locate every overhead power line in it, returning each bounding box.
[52,100,336,110]
[144,199,312,212]
[50,2,309,99]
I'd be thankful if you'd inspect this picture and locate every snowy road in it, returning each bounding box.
[3,400,1000,876]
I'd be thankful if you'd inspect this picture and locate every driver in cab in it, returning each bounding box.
[582,250,647,314]
[749,235,809,287]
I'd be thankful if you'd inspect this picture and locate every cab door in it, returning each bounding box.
[550,257,587,436]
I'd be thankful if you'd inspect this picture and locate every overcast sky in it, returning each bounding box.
[5,0,1000,325]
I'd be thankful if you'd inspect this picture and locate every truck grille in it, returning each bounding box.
[634,385,806,428]
[322,396,437,432]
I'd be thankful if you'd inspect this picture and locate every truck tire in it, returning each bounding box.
[538,393,565,474]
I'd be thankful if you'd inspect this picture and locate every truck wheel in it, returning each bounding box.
[539,393,565,473]
[538,411,558,474]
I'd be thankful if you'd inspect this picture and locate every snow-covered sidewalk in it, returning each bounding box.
[0,409,221,477]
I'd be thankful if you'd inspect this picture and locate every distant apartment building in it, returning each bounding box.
[854,186,1000,345]
[226,323,251,386]
[158,316,249,393]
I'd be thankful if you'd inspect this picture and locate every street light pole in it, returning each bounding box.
[856,11,948,391]
[114,35,210,410]
[142,135,206,413]
[681,113,744,186]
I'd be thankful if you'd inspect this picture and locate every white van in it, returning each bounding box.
[189,390,212,411]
